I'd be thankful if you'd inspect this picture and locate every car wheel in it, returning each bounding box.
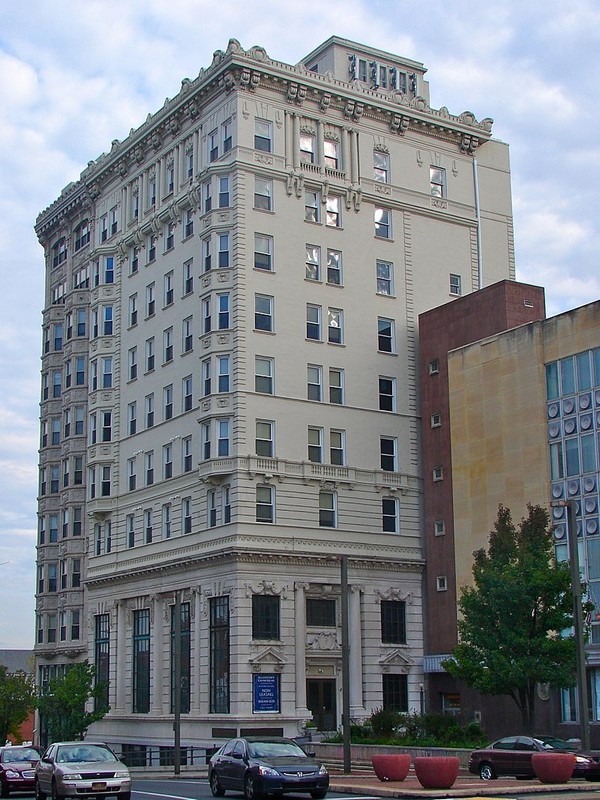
[51,780,62,800]
[479,762,497,781]
[35,780,47,800]
[244,773,261,800]
[310,791,327,799]
[0,781,9,798]
[210,771,226,797]
[118,792,131,800]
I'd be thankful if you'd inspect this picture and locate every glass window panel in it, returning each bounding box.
[581,433,597,473]
[577,352,592,390]
[565,437,580,476]
[546,362,559,400]
[561,356,576,395]
[588,540,600,581]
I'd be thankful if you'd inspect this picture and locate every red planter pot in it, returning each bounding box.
[531,752,575,784]
[413,756,460,789]
[371,754,412,782]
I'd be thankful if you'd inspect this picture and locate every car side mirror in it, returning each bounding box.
[42,756,53,764]
[306,751,316,758]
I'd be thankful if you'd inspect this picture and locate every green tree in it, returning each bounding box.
[0,666,36,744]
[37,662,107,742]
[444,504,580,732]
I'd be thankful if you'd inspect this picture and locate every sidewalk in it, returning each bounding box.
[328,768,600,797]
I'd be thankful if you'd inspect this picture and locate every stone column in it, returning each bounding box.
[349,585,365,715]
[294,582,309,716]
[151,595,163,713]
[115,600,127,713]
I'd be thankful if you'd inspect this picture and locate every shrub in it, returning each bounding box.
[369,707,401,737]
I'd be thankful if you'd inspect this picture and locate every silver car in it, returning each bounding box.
[35,742,131,800]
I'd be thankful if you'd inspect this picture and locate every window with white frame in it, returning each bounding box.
[164,221,175,251]
[127,514,135,548]
[164,271,174,306]
[428,358,440,375]
[254,234,273,271]
[376,260,393,295]
[431,412,442,428]
[217,418,230,456]
[208,489,217,527]
[256,420,274,457]
[325,195,341,227]
[128,347,137,381]
[375,206,391,238]
[146,283,155,317]
[202,358,212,397]
[147,233,157,263]
[300,133,315,164]
[182,497,192,533]
[254,177,272,211]
[433,466,443,481]
[218,175,230,207]
[145,337,155,372]
[319,491,336,527]
[254,119,272,152]
[450,273,462,296]
[305,190,320,223]
[182,375,193,412]
[182,436,193,472]
[129,294,138,327]
[163,444,173,479]
[434,520,446,536]
[326,249,342,285]
[145,393,154,428]
[329,368,344,404]
[127,458,136,491]
[217,355,230,393]
[305,244,320,281]
[217,293,230,329]
[128,401,137,435]
[182,316,193,353]
[183,259,194,295]
[306,304,321,340]
[202,237,211,272]
[374,150,390,182]
[430,167,446,198]
[145,451,154,486]
[308,427,323,463]
[148,175,157,208]
[323,139,339,170]
[255,356,274,394]
[378,317,395,353]
[255,294,273,332]
[203,180,212,213]
[222,485,231,524]
[380,436,397,471]
[208,129,218,162]
[163,327,174,363]
[163,384,173,420]
[436,576,448,592]
[307,364,322,401]
[200,420,211,460]
[379,376,396,412]
[144,509,153,543]
[184,208,194,238]
[256,484,274,523]
[327,308,343,344]
[222,118,233,152]
[330,429,345,465]
[382,497,398,532]
[218,233,230,268]
[162,503,172,538]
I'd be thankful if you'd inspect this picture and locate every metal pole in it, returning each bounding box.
[340,555,351,774]
[173,590,181,775]
[566,501,590,750]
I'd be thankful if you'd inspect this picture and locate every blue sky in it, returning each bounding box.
[0,0,599,648]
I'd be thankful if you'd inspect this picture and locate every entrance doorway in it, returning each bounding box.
[307,678,337,731]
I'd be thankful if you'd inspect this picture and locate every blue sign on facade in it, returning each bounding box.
[253,673,280,713]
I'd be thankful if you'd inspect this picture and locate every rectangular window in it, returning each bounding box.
[182,497,192,534]
[129,347,138,381]
[208,489,217,527]
[203,237,211,272]
[383,674,408,712]
[163,444,173,480]
[162,503,172,538]
[254,177,272,211]
[144,509,153,543]
[382,497,398,532]
[163,328,174,363]
[306,304,321,340]
[450,273,462,296]
[255,294,273,332]
[256,485,274,523]
[379,376,396,411]
[319,490,336,527]
[182,316,193,353]
[327,249,342,285]
[254,119,272,152]
[308,426,323,463]
[375,207,391,238]
[218,233,230,268]
[94,614,110,711]
[430,166,446,198]
[380,436,397,471]
[381,600,406,643]
[145,393,154,428]
[184,209,194,237]
[145,337,155,372]
[374,150,390,182]
[306,598,336,627]
[330,429,345,465]
[127,457,137,491]
[305,190,320,223]
[378,317,395,353]
[376,260,393,295]
[325,195,341,227]
[183,259,194,295]
[170,602,191,714]
[164,272,174,307]
[127,514,135,548]
[307,364,322,401]
[163,384,173,420]
[182,436,193,473]
[133,609,150,713]
[323,139,339,170]
[255,356,274,394]
[300,133,315,163]
[217,418,230,456]
[329,368,344,405]
[305,244,320,281]
[252,595,280,640]
[146,283,155,317]
[327,308,343,344]
[218,175,230,208]
[254,234,273,271]
[209,596,230,713]
[182,376,193,412]
[208,129,218,162]
[256,420,274,457]
[202,358,212,397]
[222,485,231,524]
[218,293,230,329]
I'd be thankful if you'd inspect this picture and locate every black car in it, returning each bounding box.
[208,737,329,800]
[0,746,41,796]
[468,735,600,781]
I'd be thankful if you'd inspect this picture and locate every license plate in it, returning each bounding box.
[91,782,107,791]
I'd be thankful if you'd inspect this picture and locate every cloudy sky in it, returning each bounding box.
[1,0,599,648]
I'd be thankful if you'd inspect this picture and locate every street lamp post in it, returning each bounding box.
[551,499,590,750]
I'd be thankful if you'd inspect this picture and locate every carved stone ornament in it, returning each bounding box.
[245,580,287,598]
[390,115,410,135]
[306,631,340,652]
[376,588,414,604]
[379,648,413,673]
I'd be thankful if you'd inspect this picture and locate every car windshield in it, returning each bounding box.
[535,737,575,751]
[248,741,306,759]
[2,748,39,763]
[56,745,117,764]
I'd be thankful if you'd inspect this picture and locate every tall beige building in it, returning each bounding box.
[34,36,515,751]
